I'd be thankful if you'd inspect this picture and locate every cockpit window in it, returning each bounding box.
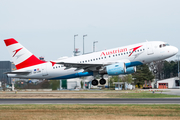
[159,43,170,48]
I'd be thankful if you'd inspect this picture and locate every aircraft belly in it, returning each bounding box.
[49,69,93,80]
[47,68,79,79]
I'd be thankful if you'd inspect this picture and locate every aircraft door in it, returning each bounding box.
[42,64,48,76]
[146,43,154,55]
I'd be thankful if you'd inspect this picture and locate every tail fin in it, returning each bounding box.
[4,38,45,70]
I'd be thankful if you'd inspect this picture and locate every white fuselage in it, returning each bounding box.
[8,41,178,79]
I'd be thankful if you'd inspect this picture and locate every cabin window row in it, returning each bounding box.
[80,49,145,63]
[53,65,64,69]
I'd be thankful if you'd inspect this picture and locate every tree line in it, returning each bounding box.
[155,60,179,80]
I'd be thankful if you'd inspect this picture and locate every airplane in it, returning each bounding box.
[4,38,178,86]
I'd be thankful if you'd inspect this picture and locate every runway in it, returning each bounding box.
[0,98,180,104]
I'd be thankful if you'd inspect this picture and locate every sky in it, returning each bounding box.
[0,0,180,61]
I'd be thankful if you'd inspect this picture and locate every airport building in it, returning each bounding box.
[0,61,16,85]
[157,77,180,89]
[60,78,81,89]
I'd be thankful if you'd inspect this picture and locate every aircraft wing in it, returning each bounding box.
[54,60,130,72]
[55,62,105,72]
[4,71,31,75]
[52,58,131,72]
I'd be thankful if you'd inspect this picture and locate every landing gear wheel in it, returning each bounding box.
[92,79,98,86]
[100,79,106,85]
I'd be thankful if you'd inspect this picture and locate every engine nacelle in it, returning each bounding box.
[125,66,136,74]
[99,63,137,75]
[104,62,126,75]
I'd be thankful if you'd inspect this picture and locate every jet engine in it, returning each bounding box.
[99,62,137,75]
[99,62,126,75]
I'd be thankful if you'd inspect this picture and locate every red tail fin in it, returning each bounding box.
[4,38,46,70]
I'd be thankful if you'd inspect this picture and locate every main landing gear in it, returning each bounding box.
[92,78,106,86]
[92,79,98,86]
[100,78,106,85]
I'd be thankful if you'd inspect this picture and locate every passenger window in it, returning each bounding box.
[96,58,98,60]
[121,53,123,55]
[113,55,115,57]
[93,59,95,61]
[53,67,55,69]
[104,57,106,59]
[101,57,103,59]
[109,56,111,58]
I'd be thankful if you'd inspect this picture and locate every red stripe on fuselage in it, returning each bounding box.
[15,55,46,70]
[4,38,18,46]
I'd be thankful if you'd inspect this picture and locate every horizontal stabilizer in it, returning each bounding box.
[4,71,31,75]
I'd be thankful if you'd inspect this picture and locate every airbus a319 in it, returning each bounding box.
[4,38,178,86]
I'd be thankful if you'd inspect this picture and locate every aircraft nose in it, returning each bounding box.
[173,46,179,54]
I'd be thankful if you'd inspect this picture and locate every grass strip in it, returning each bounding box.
[0,104,180,120]
[0,92,179,98]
